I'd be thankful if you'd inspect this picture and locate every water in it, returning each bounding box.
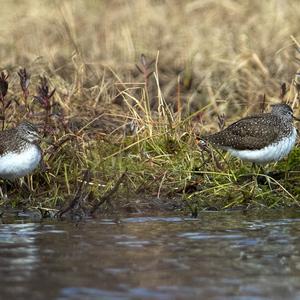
[1,210,300,300]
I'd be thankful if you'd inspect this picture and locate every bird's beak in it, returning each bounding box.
[293,115,300,121]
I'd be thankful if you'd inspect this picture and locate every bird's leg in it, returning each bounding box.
[251,163,260,176]
[260,165,273,189]
[0,180,9,200]
[254,164,273,189]
[19,177,32,197]
[0,186,3,199]
[263,174,273,190]
[258,165,265,175]
[250,163,260,186]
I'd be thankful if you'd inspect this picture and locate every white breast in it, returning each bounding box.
[227,128,297,164]
[0,145,42,179]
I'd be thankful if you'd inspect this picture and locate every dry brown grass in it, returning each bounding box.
[1,1,299,115]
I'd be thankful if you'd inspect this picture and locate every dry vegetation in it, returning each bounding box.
[1,0,300,217]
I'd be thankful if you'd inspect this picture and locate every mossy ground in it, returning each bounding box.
[1,1,300,217]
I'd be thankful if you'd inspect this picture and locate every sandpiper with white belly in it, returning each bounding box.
[204,104,298,165]
[0,121,42,180]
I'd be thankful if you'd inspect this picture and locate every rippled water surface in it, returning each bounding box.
[1,210,300,300]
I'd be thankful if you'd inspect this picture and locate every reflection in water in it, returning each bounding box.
[0,224,39,299]
[0,224,39,274]
[1,211,300,299]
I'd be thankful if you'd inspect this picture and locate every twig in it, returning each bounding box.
[90,171,127,215]
[57,169,91,218]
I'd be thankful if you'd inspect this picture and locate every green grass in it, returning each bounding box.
[1,54,300,216]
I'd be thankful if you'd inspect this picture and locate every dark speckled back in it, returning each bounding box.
[206,104,295,150]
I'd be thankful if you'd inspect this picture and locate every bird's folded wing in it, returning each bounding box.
[0,130,14,155]
[207,116,280,150]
